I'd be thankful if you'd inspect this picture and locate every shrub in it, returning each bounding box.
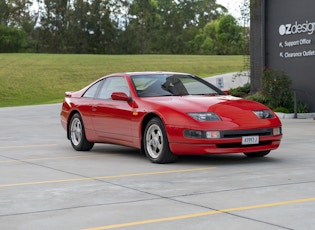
[297,101,309,113]
[229,83,250,97]
[246,92,267,105]
[273,107,290,113]
[261,68,294,111]
[243,69,310,113]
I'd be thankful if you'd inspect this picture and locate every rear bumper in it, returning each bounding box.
[60,111,68,131]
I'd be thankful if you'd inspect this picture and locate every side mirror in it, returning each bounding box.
[111,92,131,102]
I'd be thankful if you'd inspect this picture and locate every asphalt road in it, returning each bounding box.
[0,104,314,230]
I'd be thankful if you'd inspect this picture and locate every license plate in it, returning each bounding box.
[242,136,259,145]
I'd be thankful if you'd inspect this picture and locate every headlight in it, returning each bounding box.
[187,112,221,121]
[253,110,274,119]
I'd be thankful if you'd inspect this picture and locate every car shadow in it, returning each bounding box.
[90,144,283,166]
[177,154,282,167]
[91,144,146,159]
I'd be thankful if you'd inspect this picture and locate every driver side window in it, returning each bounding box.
[98,76,129,100]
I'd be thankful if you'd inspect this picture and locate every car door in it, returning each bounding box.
[78,79,105,138]
[90,76,133,145]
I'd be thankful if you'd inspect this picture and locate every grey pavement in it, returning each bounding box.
[0,104,314,230]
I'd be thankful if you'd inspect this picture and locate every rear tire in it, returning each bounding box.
[244,150,270,157]
[69,113,94,151]
[143,117,178,163]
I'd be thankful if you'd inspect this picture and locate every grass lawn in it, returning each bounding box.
[0,54,244,107]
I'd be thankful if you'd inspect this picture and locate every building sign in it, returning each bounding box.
[266,0,315,111]
[216,77,224,89]
[278,20,315,59]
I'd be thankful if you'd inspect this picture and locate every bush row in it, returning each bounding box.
[229,69,309,113]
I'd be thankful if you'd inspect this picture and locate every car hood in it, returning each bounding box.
[143,95,269,112]
[141,95,278,129]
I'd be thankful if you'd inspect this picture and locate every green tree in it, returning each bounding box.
[192,0,227,28]
[0,25,26,52]
[0,0,37,52]
[67,0,91,53]
[0,0,245,54]
[193,14,244,55]
[38,0,72,53]
[216,14,244,54]
[118,0,224,54]
[201,20,218,54]
[4,0,34,27]
[124,0,160,53]
[153,0,227,54]
[0,0,9,25]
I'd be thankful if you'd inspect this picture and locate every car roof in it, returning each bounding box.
[108,71,191,76]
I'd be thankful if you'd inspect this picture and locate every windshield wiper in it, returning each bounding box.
[191,93,219,96]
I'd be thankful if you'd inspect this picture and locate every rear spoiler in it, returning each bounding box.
[65,92,73,97]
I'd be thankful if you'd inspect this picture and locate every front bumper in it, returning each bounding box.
[167,126,282,155]
[169,137,282,155]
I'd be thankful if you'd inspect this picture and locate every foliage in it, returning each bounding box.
[246,92,267,105]
[0,25,27,52]
[246,69,310,113]
[274,102,309,113]
[216,15,244,54]
[297,101,310,113]
[229,83,250,97]
[192,15,245,55]
[261,68,293,111]
[0,0,247,55]
[273,107,290,113]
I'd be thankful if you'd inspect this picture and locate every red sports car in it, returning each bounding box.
[60,72,282,163]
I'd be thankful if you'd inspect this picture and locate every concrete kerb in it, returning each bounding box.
[275,112,315,119]
[206,72,315,119]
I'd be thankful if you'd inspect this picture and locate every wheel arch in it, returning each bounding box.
[141,113,178,163]
[141,113,163,136]
[67,109,82,140]
[140,113,166,148]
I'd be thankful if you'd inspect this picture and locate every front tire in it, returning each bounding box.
[244,150,270,157]
[143,117,178,163]
[69,113,94,151]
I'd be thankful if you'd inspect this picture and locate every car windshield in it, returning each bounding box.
[131,74,224,97]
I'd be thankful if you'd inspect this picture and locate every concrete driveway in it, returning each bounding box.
[0,104,314,230]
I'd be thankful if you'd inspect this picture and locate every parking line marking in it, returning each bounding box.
[0,137,13,140]
[0,154,115,163]
[84,197,315,230]
[0,167,216,188]
[0,144,57,149]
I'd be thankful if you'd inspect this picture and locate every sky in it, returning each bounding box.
[217,0,245,19]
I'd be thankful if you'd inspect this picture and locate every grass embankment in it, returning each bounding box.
[0,54,243,107]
